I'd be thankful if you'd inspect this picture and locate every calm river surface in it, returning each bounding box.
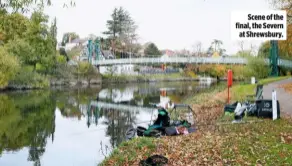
[0,81,219,166]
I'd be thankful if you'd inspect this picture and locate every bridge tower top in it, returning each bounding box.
[87,38,103,64]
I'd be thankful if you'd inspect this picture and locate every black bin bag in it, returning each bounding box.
[256,99,280,119]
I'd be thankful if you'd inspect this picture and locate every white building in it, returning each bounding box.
[99,64,138,75]
[57,39,88,51]
[98,86,138,103]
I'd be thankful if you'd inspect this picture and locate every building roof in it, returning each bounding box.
[102,50,115,59]
[70,38,80,43]
[69,38,87,44]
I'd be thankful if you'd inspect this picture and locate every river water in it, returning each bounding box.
[0,81,217,166]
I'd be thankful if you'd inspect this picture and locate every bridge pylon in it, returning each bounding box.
[269,40,279,77]
[87,38,102,65]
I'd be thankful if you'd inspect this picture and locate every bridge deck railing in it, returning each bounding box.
[94,57,248,65]
[91,57,292,68]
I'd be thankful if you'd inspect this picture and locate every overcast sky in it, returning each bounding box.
[44,0,273,54]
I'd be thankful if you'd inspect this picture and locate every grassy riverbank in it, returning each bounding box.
[101,73,199,84]
[100,76,292,166]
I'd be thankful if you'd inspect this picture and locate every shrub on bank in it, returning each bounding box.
[8,69,49,89]
[50,62,101,85]
[101,73,195,83]
[102,74,143,83]
[195,58,279,80]
[0,47,20,89]
[197,64,246,80]
[74,62,100,81]
[245,57,271,79]
[229,65,246,80]
[56,54,67,64]
[51,63,76,80]
[184,71,197,78]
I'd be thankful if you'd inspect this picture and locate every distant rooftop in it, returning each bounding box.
[70,38,80,43]
[70,38,87,44]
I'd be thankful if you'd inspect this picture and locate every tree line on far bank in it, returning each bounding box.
[0,7,99,89]
[0,0,291,89]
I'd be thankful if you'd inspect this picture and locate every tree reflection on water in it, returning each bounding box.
[0,82,214,165]
[0,88,139,166]
[0,91,55,166]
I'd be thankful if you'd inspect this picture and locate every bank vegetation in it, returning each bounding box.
[100,76,292,165]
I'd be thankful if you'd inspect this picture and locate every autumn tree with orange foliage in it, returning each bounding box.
[258,23,292,60]
[270,0,292,23]
[279,24,292,59]
[260,0,292,59]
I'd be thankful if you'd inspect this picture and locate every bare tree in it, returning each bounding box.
[249,43,257,56]
[211,39,223,52]
[237,41,245,52]
[192,41,203,57]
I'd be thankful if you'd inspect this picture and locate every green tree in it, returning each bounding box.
[1,10,56,71]
[59,47,69,61]
[0,47,20,88]
[0,0,75,13]
[117,8,137,42]
[117,7,127,36]
[103,8,119,41]
[144,43,161,56]
[50,17,57,49]
[25,10,55,72]
[0,12,29,43]
[61,32,79,46]
[121,15,138,52]
[5,38,36,66]
[100,37,112,50]
[103,7,137,51]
